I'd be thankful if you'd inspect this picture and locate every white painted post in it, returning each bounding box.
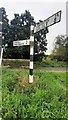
[0,47,3,66]
[29,25,34,83]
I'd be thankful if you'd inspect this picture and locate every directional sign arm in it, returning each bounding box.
[13,39,30,46]
[34,10,62,33]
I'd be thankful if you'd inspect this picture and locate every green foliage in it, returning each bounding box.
[1,7,48,60]
[34,60,67,67]
[2,69,67,119]
[52,35,68,62]
[1,7,10,46]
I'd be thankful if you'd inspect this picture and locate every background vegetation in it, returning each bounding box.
[2,58,67,68]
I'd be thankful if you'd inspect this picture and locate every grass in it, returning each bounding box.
[2,69,67,119]
[2,59,29,68]
[34,60,67,67]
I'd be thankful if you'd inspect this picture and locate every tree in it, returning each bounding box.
[34,27,48,61]
[1,7,10,46]
[7,10,35,59]
[0,7,10,58]
[2,8,48,60]
[52,35,68,61]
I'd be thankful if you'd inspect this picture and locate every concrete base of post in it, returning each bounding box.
[29,75,33,83]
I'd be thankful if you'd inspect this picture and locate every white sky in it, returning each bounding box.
[0,0,67,54]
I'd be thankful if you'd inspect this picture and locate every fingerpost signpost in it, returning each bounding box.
[13,10,62,83]
[0,10,62,83]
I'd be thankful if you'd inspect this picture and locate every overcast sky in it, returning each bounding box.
[0,0,67,54]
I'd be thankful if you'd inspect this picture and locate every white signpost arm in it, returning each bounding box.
[34,10,61,33]
[13,39,30,46]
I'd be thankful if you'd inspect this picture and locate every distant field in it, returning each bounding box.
[2,69,67,119]
[2,59,67,68]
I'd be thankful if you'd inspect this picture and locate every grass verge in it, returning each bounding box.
[2,69,67,119]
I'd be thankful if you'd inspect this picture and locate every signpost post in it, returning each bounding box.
[29,25,34,83]
[0,46,3,66]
